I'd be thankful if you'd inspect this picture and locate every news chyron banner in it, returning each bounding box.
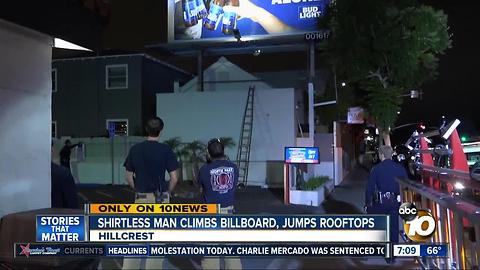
[171,0,331,41]
[16,204,390,258]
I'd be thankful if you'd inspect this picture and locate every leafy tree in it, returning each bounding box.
[320,0,451,145]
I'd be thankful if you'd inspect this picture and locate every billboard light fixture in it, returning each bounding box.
[441,119,461,139]
[233,29,242,42]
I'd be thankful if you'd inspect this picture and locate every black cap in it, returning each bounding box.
[207,138,224,159]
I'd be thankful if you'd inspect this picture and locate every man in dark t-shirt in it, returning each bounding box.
[124,141,179,195]
[122,117,179,270]
[123,117,179,201]
[198,138,242,270]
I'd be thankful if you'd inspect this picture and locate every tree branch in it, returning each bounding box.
[366,68,389,88]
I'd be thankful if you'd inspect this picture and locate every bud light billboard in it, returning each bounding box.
[168,0,330,42]
[285,147,319,164]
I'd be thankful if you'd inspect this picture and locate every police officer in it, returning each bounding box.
[365,145,407,248]
[59,139,82,170]
[51,141,79,209]
[198,138,242,270]
[122,117,179,270]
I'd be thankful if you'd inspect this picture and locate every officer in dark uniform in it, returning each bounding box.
[51,142,79,208]
[59,139,82,170]
[365,145,407,246]
[198,138,242,270]
[51,162,80,208]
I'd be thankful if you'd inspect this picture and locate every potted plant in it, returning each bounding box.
[290,176,331,206]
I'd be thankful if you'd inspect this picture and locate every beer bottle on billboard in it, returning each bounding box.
[196,0,208,19]
[203,0,224,30]
[222,0,238,35]
[182,0,199,27]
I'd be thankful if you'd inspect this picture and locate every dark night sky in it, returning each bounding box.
[102,0,480,142]
[1,0,478,142]
[395,0,480,142]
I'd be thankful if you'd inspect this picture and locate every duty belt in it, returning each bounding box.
[219,206,235,214]
[135,192,170,203]
[375,192,400,204]
[135,192,152,199]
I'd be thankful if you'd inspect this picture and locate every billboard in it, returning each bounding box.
[169,0,330,42]
[285,147,319,164]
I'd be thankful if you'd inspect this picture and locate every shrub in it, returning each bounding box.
[303,176,330,191]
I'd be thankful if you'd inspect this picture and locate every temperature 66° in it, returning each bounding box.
[427,246,441,255]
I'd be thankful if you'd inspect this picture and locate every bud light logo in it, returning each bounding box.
[399,202,436,242]
[298,6,323,20]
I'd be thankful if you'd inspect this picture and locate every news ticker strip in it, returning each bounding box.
[393,244,448,257]
[36,215,390,243]
[15,243,389,258]
[86,204,219,214]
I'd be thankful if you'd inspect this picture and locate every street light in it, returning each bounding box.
[410,90,420,99]
[398,90,422,99]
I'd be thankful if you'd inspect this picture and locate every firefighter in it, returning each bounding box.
[198,138,242,270]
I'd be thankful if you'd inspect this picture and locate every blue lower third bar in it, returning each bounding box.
[105,245,149,257]
[420,244,448,257]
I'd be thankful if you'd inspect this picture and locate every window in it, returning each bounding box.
[106,119,129,136]
[52,121,57,138]
[52,68,57,92]
[106,64,128,89]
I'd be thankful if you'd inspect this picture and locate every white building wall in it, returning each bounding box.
[156,88,295,187]
[177,57,272,93]
[0,20,52,217]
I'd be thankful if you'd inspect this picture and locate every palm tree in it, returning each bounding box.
[219,137,236,149]
[183,140,206,184]
[164,137,182,155]
[219,137,236,160]
[163,137,187,181]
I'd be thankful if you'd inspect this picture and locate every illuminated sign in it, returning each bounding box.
[347,107,364,124]
[169,0,330,42]
[285,147,319,164]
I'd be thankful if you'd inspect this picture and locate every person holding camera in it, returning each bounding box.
[59,139,82,170]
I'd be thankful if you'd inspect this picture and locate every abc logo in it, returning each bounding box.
[399,203,436,242]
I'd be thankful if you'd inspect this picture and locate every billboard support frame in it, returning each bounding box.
[197,50,204,92]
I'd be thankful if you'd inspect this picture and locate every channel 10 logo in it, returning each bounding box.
[399,202,436,242]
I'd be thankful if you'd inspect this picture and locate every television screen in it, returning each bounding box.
[284,147,319,164]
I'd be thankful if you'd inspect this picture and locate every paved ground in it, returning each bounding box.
[74,167,421,270]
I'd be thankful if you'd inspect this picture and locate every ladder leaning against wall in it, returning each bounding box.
[236,86,255,188]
